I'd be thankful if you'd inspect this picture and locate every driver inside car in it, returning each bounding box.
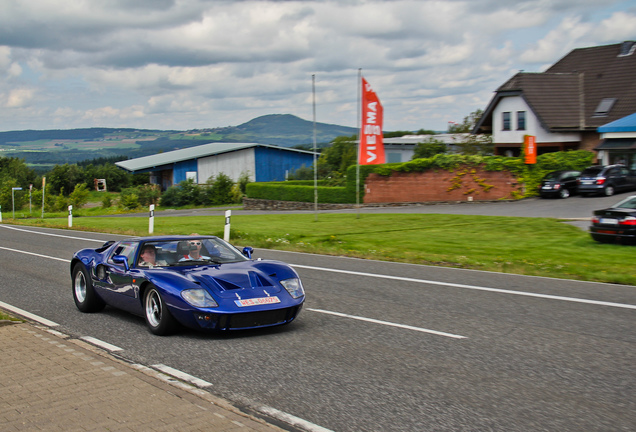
[138,244,168,267]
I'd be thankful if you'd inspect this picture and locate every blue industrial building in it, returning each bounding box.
[115,142,316,190]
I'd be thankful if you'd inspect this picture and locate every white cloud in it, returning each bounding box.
[0,0,634,131]
[6,88,35,107]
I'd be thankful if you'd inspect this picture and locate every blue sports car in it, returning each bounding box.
[71,235,305,335]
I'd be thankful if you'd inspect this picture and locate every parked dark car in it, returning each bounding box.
[539,170,581,198]
[590,195,636,244]
[577,164,636,196]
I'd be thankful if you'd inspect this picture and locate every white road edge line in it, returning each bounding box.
[0,300,60,327]
[308,308,466,339]
[152,364,214,388]
[257,406,335,432]
[81,336,123,352]
[293,264,636,310]
[0,225,107,242]
[0,245,70,262]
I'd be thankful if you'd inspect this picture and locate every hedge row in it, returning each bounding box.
[245,183,355,203]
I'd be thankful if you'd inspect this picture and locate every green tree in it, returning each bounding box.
[47,164,85,195]
[0,156,38,188]
[412,137,448,159]
[69,183,90,209]
[448,109,494,155]
[317,135,357,179]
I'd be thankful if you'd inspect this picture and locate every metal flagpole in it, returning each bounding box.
[356,68,362,219]
[312,74,318,221]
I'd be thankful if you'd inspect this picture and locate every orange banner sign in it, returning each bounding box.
[359,77,385,165]
[524,135,536,164]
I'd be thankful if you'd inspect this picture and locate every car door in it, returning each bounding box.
[606,167,625,191]
[100,241,140,312]
[622,167,636,191]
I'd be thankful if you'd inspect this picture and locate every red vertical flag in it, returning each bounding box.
[359,77,385,165]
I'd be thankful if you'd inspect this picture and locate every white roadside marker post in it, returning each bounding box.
[224,210,231,242]
[149,204,155,234]
[68,205,73,228]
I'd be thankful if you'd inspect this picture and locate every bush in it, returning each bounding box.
[160,179,202,207]
[204,173,234,205]
[69,183,90,209]
[119,187,141,210]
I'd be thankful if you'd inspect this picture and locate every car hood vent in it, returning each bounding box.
[191,271,281,298]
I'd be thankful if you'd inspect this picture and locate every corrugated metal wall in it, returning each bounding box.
[254,147,315,182]
[173,159,198,184]
[198,148,256,183]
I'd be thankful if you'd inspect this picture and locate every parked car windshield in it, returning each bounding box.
[613,196,636,209]
[136,238,249,268]
[581,167,603,176]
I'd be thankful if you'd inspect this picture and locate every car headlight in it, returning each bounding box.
[181,289,218,308]
[280,278,305,299]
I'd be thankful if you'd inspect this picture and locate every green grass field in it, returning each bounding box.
[5,212,636,286]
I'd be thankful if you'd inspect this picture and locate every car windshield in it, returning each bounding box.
[543,172,561,181]
[613,196,636,210]
[581,167,603,177]
[136,238,249,268]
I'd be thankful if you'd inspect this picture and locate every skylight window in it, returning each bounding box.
[593,98,617,117]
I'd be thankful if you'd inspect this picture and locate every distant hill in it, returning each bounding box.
[0,114,359,167]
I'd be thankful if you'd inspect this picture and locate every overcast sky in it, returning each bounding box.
[1,0,635,133]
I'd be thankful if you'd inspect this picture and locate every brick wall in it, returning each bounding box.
[363,166,521,203]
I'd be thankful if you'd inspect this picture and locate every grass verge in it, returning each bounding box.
[5,212,636,286]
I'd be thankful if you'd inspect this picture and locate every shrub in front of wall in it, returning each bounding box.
[246,183,354,203]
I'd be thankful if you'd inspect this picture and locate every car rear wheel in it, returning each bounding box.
[72,264,105,313]
[603,186,615,196]
[559,188,570,199]
[144,286,177,335]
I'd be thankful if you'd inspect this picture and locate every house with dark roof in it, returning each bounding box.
[473,41,636,158]
[116,142,316,190]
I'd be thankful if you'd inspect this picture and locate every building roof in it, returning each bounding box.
[474,41,636,134]
[598,112,636,133]
[116,142,315,172]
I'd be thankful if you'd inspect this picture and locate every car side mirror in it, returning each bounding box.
[112,255,130,271]
[242,247,254,259]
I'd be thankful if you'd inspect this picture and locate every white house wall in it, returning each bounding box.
[197,148,255,183]
[493,96,580,143]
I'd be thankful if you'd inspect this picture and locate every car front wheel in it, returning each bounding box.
[603,186,615,196]
[72,264,105,313]
[144,286,177,335]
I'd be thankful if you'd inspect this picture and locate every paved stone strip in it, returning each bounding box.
[0,322,286,432]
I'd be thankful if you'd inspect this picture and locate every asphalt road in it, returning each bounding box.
[0,222,634,431]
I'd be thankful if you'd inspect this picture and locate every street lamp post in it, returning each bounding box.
[12,187,23,219]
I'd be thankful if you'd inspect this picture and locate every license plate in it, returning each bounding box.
[541,185,552,190]
[581,180,593,184]
[600,218,618,225]
[235,296,281,307]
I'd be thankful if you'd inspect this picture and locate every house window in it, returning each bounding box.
[502,112,511,131]
[593,98,617,117]
[516,111,526,130]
